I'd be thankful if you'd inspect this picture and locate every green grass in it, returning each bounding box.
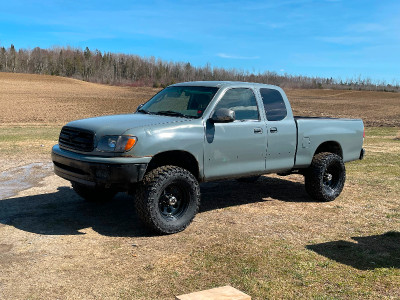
[0,126,60,155]
[365,127,399,137]
[0,126,60,142]
[347,127,400,194]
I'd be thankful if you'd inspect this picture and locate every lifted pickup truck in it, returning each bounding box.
[52,81,365,234]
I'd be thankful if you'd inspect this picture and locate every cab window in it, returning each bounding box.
[214,88,259,121]
[260,88,287,121]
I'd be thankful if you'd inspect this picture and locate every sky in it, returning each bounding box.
[0,0,399,83]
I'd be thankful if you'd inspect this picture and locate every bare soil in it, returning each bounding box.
[1,72,399,126]
[0,73,399,299]
[286,88,400,127]
[0,72,159,125]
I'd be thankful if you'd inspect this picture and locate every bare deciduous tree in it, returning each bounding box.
[0,45,398,92]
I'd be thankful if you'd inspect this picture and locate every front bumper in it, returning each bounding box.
[52,145,150,190]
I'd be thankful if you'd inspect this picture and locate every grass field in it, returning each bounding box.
[0,72,399,299]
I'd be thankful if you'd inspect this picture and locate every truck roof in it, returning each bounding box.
[171,81,280,89]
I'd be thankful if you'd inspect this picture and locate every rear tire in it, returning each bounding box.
[135,165,200,234]
[71,182,117,202]
[305,152,346,202]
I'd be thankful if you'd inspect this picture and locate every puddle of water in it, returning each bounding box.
[0,162,53,199]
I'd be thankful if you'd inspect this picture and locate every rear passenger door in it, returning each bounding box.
[260,88,297,172]
[204,88,267,179]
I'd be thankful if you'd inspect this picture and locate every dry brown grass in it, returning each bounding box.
[0,73,399,299]
[0,127,398,299]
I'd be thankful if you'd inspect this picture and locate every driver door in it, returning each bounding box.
[204,88,267,180]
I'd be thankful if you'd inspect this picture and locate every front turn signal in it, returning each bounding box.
[125,138,137,151]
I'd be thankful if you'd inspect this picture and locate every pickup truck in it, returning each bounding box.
[52,81,365,234]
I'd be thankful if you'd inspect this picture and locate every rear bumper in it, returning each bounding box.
[359,148,365,160]
[52,145,149,190]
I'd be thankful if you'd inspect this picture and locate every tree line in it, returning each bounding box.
[0,44,398,92]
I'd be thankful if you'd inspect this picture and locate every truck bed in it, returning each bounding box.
[294,117,364,168]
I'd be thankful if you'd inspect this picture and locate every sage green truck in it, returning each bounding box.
[52,81,365,234]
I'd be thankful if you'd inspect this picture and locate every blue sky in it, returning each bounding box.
[1,0,399,83]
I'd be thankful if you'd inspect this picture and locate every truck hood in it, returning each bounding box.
[66,113,192,136]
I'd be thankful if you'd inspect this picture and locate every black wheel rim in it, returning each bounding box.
[158,181,190,220]
[323,163,342,191]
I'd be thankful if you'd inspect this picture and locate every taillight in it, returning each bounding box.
[363,127,365,138]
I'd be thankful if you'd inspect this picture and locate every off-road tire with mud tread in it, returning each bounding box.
[71,182,117,202]
[135,165,200,234]
[305,152,346,202]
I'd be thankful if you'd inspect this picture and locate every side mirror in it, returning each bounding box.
[210,108,235,123]
[136,103,144,112]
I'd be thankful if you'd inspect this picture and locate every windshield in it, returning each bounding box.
[139,86,219,118]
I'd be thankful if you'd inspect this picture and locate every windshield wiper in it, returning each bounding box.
[156,111,194,118]
[137,108,152,114]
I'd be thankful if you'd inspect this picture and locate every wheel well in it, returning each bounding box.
[146,151,200,179]
[314,141,343,158]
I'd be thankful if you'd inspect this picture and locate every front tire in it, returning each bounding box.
[135,165,200,234]
[305,152,346,202]
[71,182,117,202]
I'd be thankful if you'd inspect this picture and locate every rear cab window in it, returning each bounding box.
[260,88,287,121]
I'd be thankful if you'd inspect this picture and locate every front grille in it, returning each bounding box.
[59,126,94,152]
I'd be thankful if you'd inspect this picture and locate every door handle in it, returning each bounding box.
[270,127,278,133]
[254,128,263,134]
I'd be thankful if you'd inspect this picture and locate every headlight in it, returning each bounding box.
[96,135,137,152]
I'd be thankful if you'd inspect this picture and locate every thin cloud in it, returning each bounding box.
[241,0,314,10]
[348,23,386,33]
[257,21,288,29]
[317,36,370,45]
[217,53,260,60]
